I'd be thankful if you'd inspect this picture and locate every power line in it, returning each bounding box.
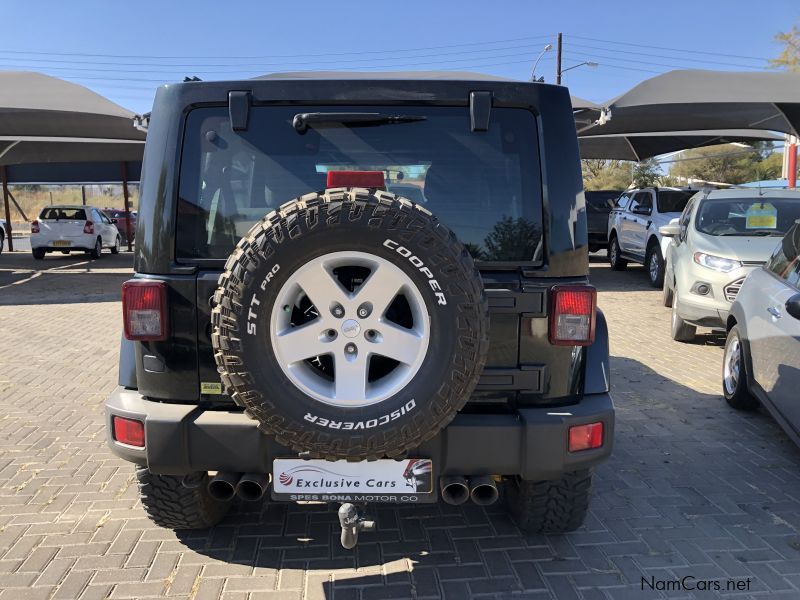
[0,34,555,62]
[567,34,771,62]
[0,42,558,72]
[566,42,768,70]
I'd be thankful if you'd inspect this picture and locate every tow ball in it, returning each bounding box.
[338,503,375,549]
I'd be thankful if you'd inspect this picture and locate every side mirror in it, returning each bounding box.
[631,206,651,216]
[787,293,800,320]
[659,224,680,237]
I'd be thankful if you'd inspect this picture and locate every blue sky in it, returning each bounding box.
[0,0,796,114]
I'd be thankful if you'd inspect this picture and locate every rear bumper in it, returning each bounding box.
[31,233,95,251]
[106,387,614,481]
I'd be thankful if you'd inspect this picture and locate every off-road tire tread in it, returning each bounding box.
[211,188,489,461]
[135,467,229,529]
[505,470,592,533]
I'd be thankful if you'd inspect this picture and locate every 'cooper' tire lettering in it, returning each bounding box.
[383,238,447,306]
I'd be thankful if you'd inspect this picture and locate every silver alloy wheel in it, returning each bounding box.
[649,252,659,282]
[269,251,430,408]
[723,334,742,396]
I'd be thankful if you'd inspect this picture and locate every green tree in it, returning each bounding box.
[771,23,800,71]
[632,159,661,187]
[668,144,768,184]
[582,159,633,190]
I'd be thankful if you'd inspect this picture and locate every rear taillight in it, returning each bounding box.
[122,280,168,341]
[83,220,94,234]
[549,285,597,346]
[30,220,40,234]
[568,422,604,452]
[112,416,145,447]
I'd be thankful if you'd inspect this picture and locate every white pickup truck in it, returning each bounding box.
[607,187,695,287]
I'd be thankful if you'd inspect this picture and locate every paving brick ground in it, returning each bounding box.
[2,250,800,599]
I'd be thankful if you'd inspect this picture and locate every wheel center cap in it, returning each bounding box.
[341,319,361,338]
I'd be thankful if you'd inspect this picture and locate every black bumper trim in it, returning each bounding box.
[105,387,614,480]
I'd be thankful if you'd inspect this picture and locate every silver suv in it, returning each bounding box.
[662,188,800,342]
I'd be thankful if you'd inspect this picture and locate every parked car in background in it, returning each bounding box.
[102,208,136,244]
[585,190,621,253]
[662,189,800,342]
[30,205,121,259]
[0,218,5,254]
[608,186,694,287]
[723,221,800,445]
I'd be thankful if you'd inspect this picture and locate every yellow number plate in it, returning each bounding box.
[53,240,70,247]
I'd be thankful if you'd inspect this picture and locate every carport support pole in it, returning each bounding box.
[1,166,13,252]
[789,142,797,189]
[121,162,132,252]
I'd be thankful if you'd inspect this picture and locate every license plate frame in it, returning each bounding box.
[271,457,435,503]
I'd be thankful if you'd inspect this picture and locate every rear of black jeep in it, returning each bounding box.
[106,73,613,546]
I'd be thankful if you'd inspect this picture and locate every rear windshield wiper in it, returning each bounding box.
[293,112,426,133]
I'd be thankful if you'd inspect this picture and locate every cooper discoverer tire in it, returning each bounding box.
[135,467,229,529]
[212,188,489,460]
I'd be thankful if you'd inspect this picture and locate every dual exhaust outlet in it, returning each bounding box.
[184,472,269,502]
[440,475,499,506]
[189,472,500,506]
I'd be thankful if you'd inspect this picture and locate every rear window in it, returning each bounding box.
[657,190,693,213]
[40,208,86,220]
[177,105,543,263]
[585,191,620,213]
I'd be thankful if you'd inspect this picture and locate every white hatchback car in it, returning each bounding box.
[30,205,121,260]
[662,188,800,342]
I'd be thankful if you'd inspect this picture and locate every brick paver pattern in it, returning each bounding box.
[2,252,800,599]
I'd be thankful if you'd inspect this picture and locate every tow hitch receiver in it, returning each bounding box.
[338,503,375,549]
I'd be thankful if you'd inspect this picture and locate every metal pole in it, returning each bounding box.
[789,142,797,189]
[81,185,86,205]
[121,162,132,252]
[1,166,13,252]
[555,33,563,85]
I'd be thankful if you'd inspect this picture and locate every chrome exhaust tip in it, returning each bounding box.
[236,473,269,502]
[207,472,241,501]
[440,476,470,505]
[469,475,499,506]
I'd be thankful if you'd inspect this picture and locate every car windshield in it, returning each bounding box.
[657,190,693,213]
[177,105,543,263]
[695,197,800,236]
[40,208,86,220]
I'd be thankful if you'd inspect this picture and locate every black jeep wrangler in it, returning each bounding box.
[106,72,613,547]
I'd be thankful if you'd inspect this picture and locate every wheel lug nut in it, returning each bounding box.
[326,329,337,339]
[357,302,372,318]
[345,343,357,354]
[331,303,344,318]
[366,330,376,340]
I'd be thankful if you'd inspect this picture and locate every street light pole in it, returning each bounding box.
[530,43,553,82]
[561,61,599,75]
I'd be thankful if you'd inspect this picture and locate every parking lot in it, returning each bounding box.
[2,251,800,599]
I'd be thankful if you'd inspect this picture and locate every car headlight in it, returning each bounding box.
[693,252,742,273]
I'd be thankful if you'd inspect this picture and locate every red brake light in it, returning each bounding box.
[326,170,385,189]
[569,422,604,452]
[31,220,40,234]
[83,220,94,234]
[112,416,145,447]
[122,280,168,341]
[549,285,597,346]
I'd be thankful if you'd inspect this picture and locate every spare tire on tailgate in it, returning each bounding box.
[211,188,489,460]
